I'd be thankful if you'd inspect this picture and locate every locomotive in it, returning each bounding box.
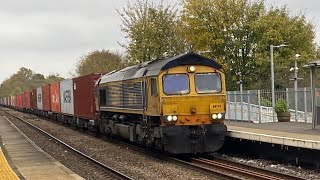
[96,52,227,154]
[0,52,227,154]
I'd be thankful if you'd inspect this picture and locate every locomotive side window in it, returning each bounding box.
[163,74,189,95]
[195,73,221,93]
[151,78,158,96]
[99,89,106,106]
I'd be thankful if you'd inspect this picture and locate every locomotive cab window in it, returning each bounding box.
[163,74,189,95]
[151,78,158,96]
[195,73,221,93]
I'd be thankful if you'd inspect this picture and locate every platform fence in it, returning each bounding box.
[226,87,313,123]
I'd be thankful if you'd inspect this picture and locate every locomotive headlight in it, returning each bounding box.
[167,115,173,121]
[217,113,223,119]
[211,114,218,119]
[172,115,178,121]
[188,66,196,72]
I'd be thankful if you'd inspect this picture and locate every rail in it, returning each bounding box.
[1,109,133,180]
[191,157,306,180]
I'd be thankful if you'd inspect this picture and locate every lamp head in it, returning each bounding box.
[278,44,289,47]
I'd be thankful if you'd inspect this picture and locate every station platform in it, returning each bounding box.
[225,120,320,150]
[0,115,83,180]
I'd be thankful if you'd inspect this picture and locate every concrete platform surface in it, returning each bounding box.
[0,115,84,180]
[225,120,320,150]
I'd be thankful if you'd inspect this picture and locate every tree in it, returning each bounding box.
[119,0,188,63]
[46,73,64,83]
[0,67,64,97]
[253,7,317,89]
[32,73,45,80]
[181,0,317,90]
[75,50,123,76]
[182,0,265,90]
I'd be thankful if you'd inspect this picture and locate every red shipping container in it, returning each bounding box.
[24,90,31,109]
[18,94,22,108]
[42,84,51,111]
[50,82,61,113]
[73,73,101,120]
[30,89,37,110]
[16,94,19,108]
[18,93,23,109]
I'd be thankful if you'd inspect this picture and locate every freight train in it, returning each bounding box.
[0,52,227,154]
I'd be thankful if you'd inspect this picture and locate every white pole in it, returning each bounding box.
[270,45,276,122]
[311,68,316,129]
[240,82,243,121]
[294,58,298,122]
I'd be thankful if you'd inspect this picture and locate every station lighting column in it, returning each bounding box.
[270,44,289,122]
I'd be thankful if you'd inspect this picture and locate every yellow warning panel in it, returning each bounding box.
[0,147,19,180]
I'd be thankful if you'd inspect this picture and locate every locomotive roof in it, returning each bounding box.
[97,52,222,85]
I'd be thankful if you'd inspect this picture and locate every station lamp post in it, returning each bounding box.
[290,54,302,122]
[270,44,289,122]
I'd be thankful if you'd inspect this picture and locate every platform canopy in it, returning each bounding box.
[303,60,320,68]
[304,59,320,129]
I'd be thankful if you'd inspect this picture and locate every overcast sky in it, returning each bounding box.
[0,0,319,84]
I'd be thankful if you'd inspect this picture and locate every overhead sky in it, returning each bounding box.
[0,0,319,84]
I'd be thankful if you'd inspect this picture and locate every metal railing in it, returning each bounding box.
[226,88,312,123]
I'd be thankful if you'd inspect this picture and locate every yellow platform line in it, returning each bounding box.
[0,146,19,180]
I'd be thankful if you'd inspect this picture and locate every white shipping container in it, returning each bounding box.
[37,87,43,110]
[11,96,14,106]
[60,79,74,115]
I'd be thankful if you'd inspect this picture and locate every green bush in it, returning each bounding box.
[275,100,289,113]
[260,97,272,107]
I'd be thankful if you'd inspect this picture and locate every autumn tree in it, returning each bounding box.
[181,0,317,90]
[0,67,64,96]
[253,7,317,89]
[75,50,124,76]
[119,0,188,63]
[182,0,266,89]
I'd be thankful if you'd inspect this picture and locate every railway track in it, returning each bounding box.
[189,157,306,180]
[1,109,133,180]
[1,107,308,180]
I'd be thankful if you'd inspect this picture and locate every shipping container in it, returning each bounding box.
[50,82,61,113]
[23,90,31,110]
[42,84,51,111]
[7,96,11,106]
[73,74,101,120]
[30,89,37,110]
[20,94,24,109]
[17,93,24,109]
[11,96,15,107]
[37,87,43,110]
[60,79,74,115]
[15,95,18,108]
